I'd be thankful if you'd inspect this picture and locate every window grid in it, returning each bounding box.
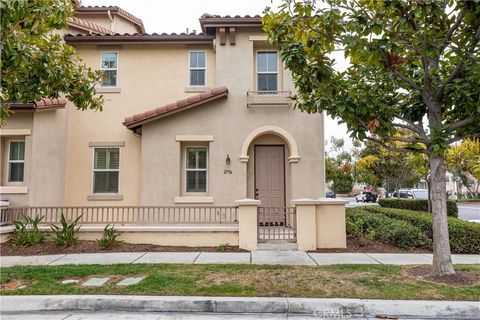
[100,52,118,87]
[8,141,25,182]
[185,146,208,193]
[257,51,278,92]
[189,51,206,86]
[93,147,120,194]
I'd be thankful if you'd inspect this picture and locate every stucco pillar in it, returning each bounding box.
[235,199,260,251]
[292,199,317,251]
[315,198,348,248]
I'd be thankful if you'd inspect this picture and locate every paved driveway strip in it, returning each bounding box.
[0,254,66,267]
[49,252,146,265]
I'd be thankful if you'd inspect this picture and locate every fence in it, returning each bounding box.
[257,207,296,242]
[0,206,238,225]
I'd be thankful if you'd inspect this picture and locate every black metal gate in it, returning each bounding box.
[257,207,296,242]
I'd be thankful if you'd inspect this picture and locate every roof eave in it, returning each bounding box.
[124,91,228,131]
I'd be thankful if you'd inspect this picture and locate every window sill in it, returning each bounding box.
[0,186,28,194]
[87,194,124,201]
[96,87,121,94]
[174,196,214,204]
[184,86,209,93]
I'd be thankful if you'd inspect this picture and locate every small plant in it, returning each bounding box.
[217,242,230,252]
[11,215,46,247]
[98,224,120,249]
[50,214,82,246]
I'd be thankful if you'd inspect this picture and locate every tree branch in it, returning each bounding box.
[447,118,476,131]
[364,136,431,155]
[441,12,464,53]
[447,133,480,144]
[437,26,480,101]
[384,136,430,145]
[393,117,428,138]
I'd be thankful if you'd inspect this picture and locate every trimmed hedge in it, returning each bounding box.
[362,206,480,254]
[378,198,458,218]
[346,208,431,249]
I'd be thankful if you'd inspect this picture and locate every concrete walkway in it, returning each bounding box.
[1,252,478,267]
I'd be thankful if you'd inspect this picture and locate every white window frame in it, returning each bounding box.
[188,51,207,87]
[184,146,208,193]
[256,51,279,92]
[8,140,25,182]
[100,51,119,87]
[92,147,120,194]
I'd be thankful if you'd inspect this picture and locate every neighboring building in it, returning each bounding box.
[1,6,325,208]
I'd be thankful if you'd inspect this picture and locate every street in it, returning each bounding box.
[344,198,480,222]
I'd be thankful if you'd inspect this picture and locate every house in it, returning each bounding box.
[1,5,342,250]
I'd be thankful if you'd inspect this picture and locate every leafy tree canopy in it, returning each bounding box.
[263,0,479,154]
[1,0,103,124]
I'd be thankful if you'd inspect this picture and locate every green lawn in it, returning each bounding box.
[1,264,479,300]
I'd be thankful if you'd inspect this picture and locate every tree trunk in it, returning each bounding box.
[429,154,455,275]
[427,177,432,213]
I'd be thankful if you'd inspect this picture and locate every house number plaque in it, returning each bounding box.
[224,169,232,174]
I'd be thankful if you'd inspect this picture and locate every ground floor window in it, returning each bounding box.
[185,146,208,192]
[8,141,25,182]
[93,147,119,193]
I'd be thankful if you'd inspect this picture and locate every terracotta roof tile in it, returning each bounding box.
[35,98,67,109]
[64,32,214,44]
[76,6,145,33]
[199,14,262,32]
[67,17,115,35]
[124,87,228,130]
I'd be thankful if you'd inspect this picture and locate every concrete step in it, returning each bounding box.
[257,241,298,251]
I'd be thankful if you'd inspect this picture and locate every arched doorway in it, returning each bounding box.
[240,126,300,207]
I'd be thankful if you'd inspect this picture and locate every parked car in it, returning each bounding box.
[390,188,428,200]
[364,192,378,203]
[356,191,377,203]
[326,191,336,198]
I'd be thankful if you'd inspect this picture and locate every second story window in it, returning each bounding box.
[189,51,206,86]
[257,51,278,92]
[101,52,118,87]
[8,141,25,182]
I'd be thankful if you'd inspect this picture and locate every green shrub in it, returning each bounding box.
[217,242,230,252]
[98,224,120,249]
[378,198,458,217]
[346,208,431,249]
[11,215,46,247]
[362,206,480,254]
[50,214,82,246]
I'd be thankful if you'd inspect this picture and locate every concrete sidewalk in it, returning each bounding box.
[1,251,478,267]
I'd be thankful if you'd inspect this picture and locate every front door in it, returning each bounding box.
[254,145,285,208]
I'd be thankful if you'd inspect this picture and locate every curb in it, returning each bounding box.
[1,296,479,319]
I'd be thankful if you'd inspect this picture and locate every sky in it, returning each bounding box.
[82,0,352,149]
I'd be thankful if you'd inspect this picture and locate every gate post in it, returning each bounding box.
[235,199,260,251]
[316,199,348,248]
[292,199,317,251]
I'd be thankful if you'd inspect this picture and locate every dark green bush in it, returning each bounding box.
[378,198,458,217]
[362,206,480,254]
[346,208,431,249]
[98,224,120,249]
[50,214,82,246]
[11,215,47,247]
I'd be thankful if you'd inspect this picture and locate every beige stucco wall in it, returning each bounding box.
[63,44,215,206]
[141,29,324,206]
[0,108,68,207]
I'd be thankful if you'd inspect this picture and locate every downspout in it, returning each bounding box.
[107,10,114,31]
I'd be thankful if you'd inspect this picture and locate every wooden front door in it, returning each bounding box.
[254,145,285,208]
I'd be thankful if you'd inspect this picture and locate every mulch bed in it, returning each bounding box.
[1,236,433,256]
[408,266,480,286]
[309,236,432,254]
[0,240,247,256]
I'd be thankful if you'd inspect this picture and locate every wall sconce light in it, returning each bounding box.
[226,154,231,165]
